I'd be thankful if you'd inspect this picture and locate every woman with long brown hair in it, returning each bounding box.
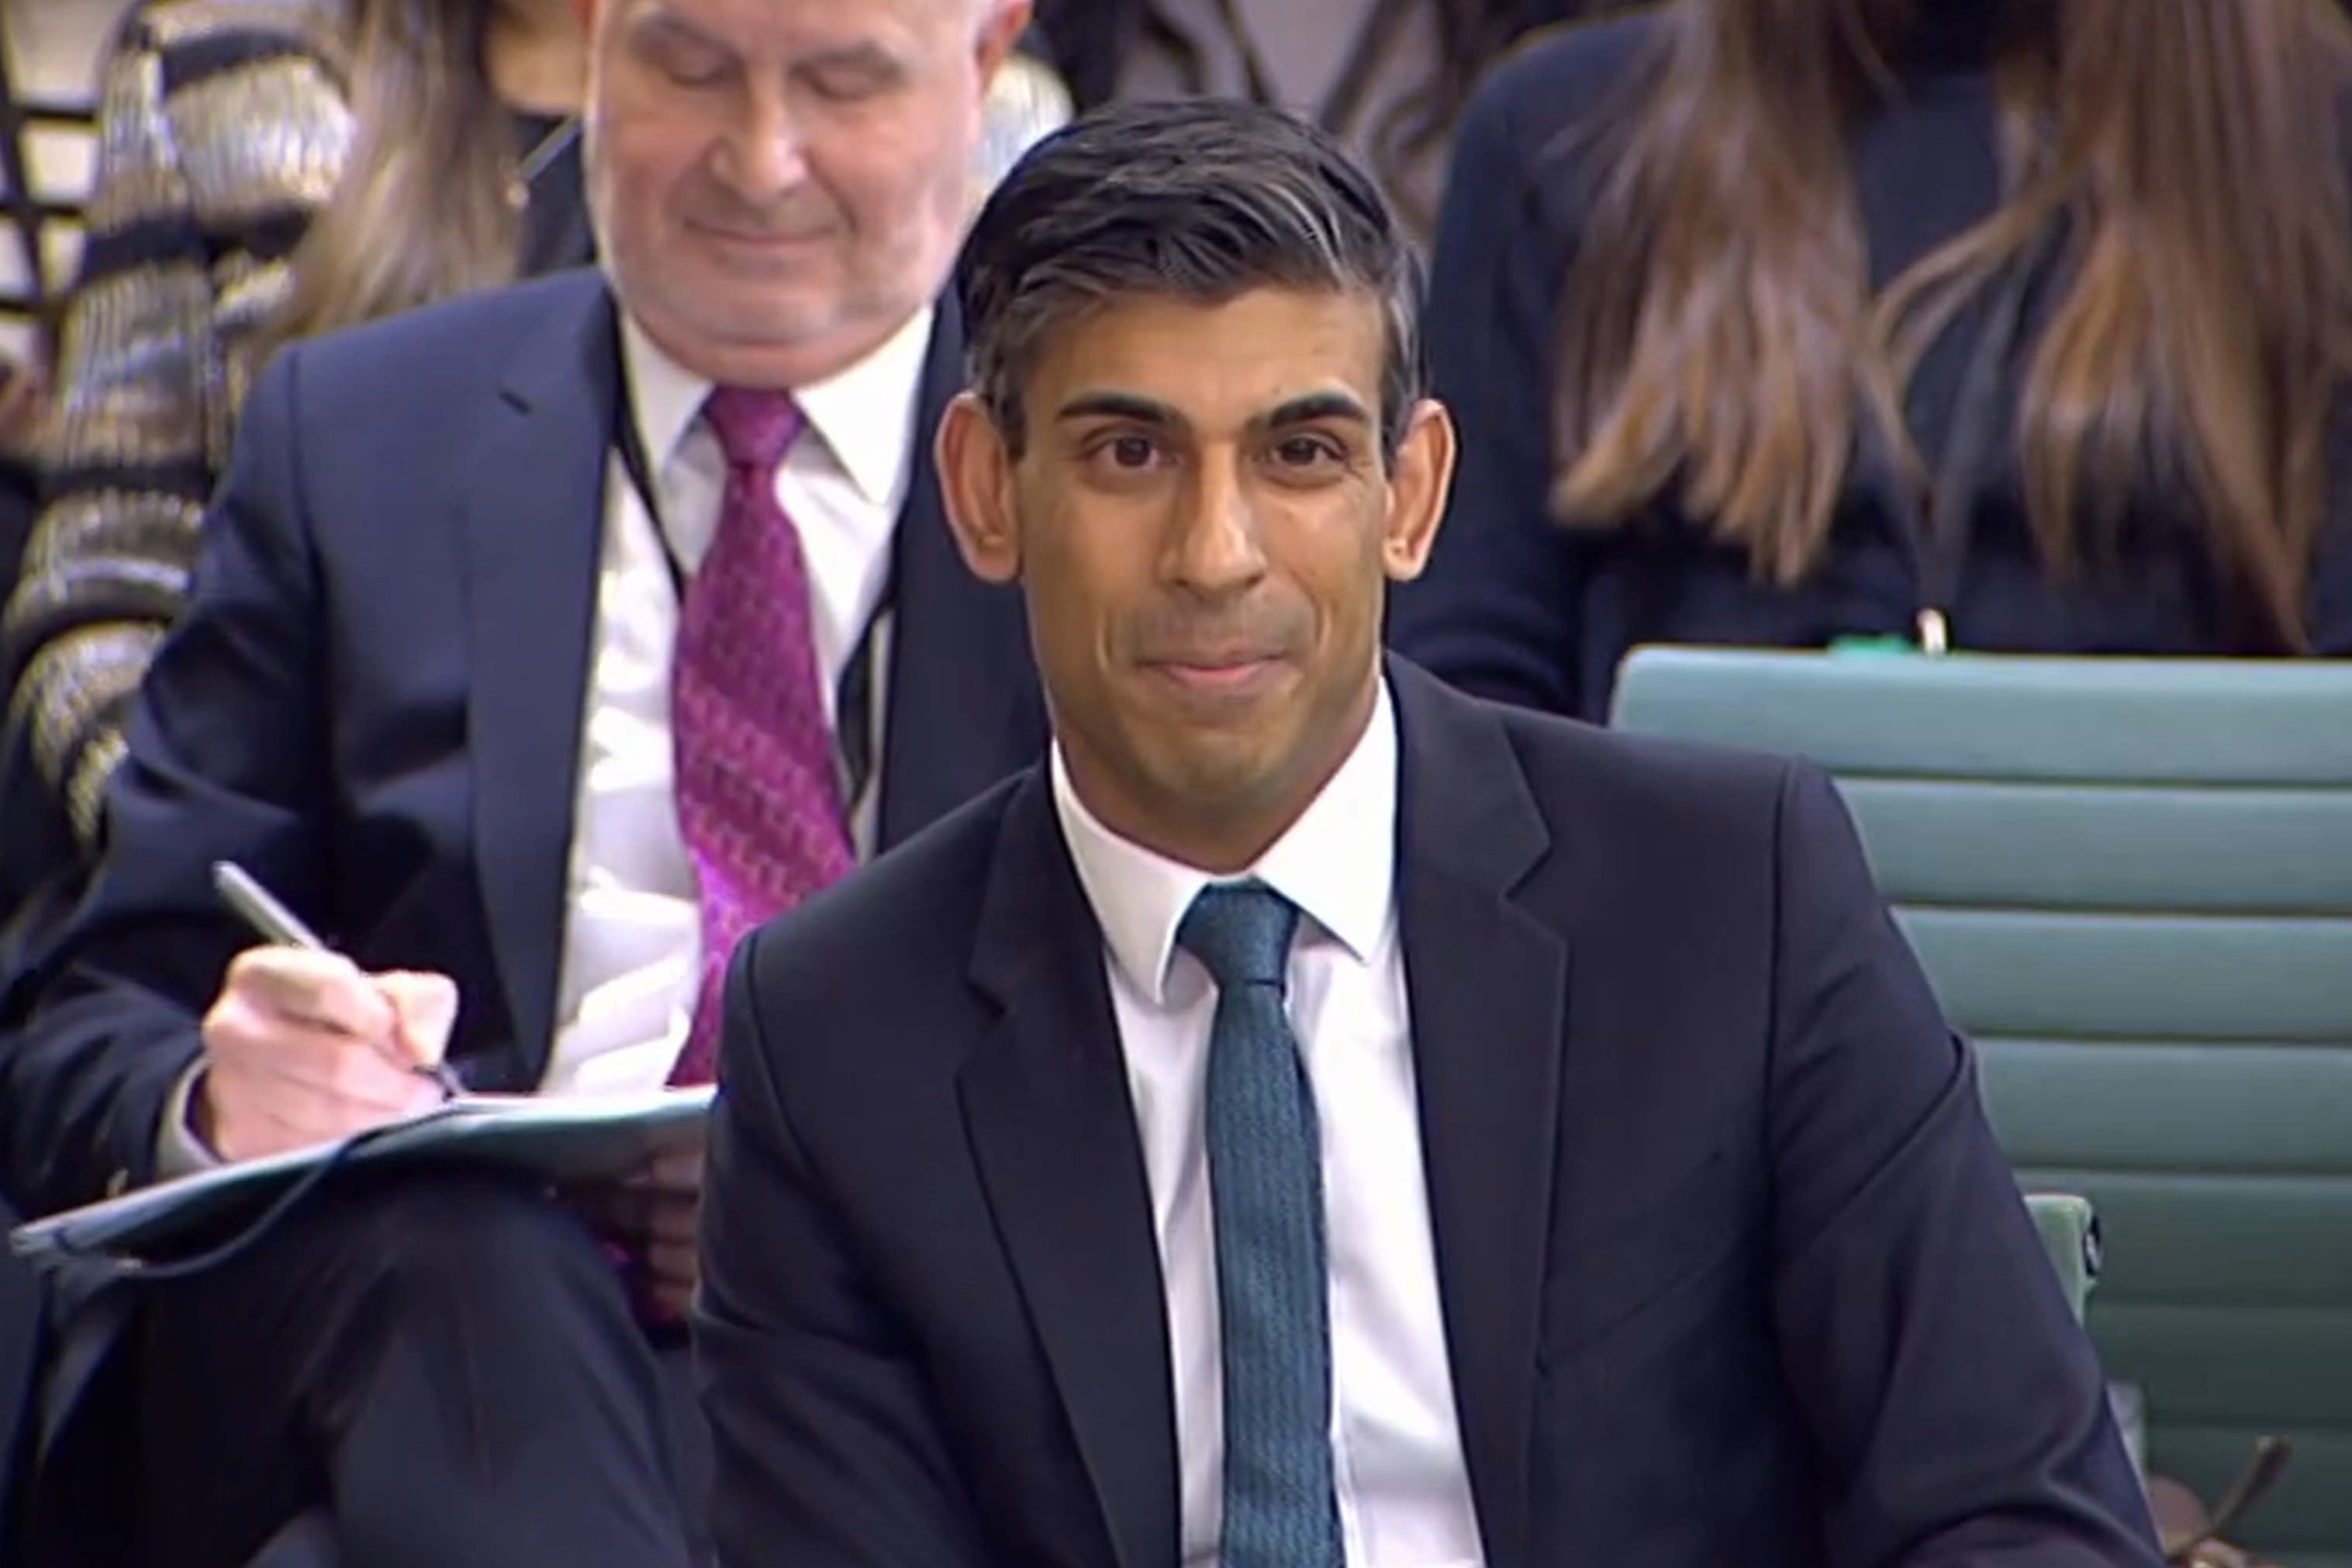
[5,0,595,866]
[1389,0,2352,720]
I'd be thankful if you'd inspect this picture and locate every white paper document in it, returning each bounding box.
[8,1086,716,1269]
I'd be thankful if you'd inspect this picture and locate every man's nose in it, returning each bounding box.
[711,89,809,202]
[1165,454,1269,596]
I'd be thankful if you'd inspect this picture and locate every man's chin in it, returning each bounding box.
[627,295,843,371]
[672,284,840,344]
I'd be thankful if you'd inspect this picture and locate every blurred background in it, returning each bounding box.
[0,2,109,368]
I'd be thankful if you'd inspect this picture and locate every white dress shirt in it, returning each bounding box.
[157,304,933,1162]
[537,306,933,1094]
[1049,680,1486,1568]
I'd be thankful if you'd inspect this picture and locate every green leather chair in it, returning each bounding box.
[1612,649,2352,1568]
[2029,1192,2101,1327]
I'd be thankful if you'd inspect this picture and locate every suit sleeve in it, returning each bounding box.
[0,348,334,1219]
[1760,764,2162,1568]
[1384,60,1591,717]
[697,931,996,1568]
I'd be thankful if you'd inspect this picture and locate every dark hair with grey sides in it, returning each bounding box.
[958,97,1427,465]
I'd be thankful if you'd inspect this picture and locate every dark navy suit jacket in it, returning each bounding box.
[697,657,2160,1568]
[0,268,1045,1221]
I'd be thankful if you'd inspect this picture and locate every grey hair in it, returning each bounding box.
[956,97,1427,462]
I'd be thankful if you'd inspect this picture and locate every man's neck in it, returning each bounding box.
[629,308,924,397]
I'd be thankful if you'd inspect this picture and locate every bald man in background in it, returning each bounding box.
[0,2,1045,1564]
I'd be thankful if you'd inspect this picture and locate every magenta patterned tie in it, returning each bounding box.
[668,387,855,1085]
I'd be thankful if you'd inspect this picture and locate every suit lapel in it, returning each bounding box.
[876,299,1043,847]
[460,273,615,1078]
[959,773,1179,1568]
[1390,658,1568,1568]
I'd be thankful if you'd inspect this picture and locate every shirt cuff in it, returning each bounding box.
[154,1059,223,1178]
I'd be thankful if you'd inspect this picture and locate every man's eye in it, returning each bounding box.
[806,63,898,102]
[654,50,727,86]
[1097,434,1162,470]
[637,28,730,87]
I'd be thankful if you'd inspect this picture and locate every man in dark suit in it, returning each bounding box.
[0,1,1042,1565]
[697,98,2162,1568]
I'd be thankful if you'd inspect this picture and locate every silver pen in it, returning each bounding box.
[211,860,465,1099]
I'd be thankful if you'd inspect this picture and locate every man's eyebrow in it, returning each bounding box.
[1052,392,1375,430]
[799,40,900,74]
[1054,392,1183,426]
[1255,391,1373,430]
[632,7,730,52]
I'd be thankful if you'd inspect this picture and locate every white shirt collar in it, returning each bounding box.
[615,303,938,508]
[1051,676,1398,1006]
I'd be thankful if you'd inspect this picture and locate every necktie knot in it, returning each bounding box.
[702,386,805,475]
[1179,882,1299,991]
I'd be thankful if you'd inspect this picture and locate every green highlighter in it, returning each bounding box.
[1831,608,1951,658]
[1829,634,1922,658]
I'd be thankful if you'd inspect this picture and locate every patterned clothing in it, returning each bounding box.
[2,0,594,845]
[668,387,855,1086]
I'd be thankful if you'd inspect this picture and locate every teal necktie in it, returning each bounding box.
[1179,882,1342,1568]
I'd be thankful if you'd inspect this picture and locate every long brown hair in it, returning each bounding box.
[1368,0,1611,236]
[262,0,523,354]
[1552,0,2352,648]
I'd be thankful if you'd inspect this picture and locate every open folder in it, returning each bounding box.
[8,1086,716,1272]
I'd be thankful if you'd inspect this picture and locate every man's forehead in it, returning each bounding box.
[1035,288,1387,399]
[608,0,956,43]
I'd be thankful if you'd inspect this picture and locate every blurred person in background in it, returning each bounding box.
[1390,0,2352,720]
[0,0,1047,1559]
[0,0,1065,932]
[5,0,596,876]
[1024,0,1623,238]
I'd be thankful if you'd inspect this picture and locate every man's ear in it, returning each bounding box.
[936,392,1023,585]
[975,0,1035,82]
[1380,398,1457,584]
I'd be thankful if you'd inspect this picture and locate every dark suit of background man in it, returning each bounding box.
[697,97,2163,1568]
[0,1,1046,1564]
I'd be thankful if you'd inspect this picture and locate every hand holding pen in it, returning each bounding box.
[192,861,464,1162]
